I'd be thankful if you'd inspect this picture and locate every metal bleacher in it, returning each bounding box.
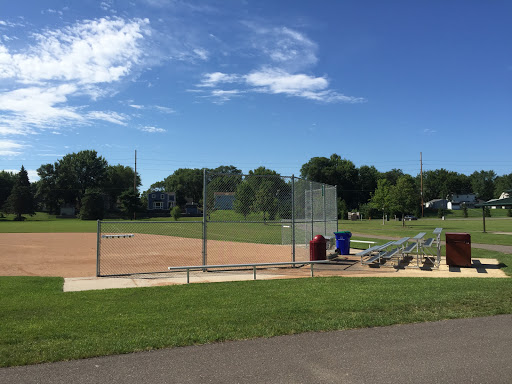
[357,229,443,268]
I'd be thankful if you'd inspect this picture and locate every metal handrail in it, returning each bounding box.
[168,260,333,283]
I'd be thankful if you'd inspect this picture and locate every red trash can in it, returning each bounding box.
[445,233,471,267]
[310,235,327,261]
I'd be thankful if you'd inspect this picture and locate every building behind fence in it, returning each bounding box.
[97,171,337,276]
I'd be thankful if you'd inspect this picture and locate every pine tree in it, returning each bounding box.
[6,166,35,220]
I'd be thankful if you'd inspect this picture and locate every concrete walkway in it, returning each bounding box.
[1,315,511,383]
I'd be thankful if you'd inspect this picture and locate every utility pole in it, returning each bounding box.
[420,152,424,218]
[133,149,137,220]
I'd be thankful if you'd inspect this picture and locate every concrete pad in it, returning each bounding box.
[63,272,288,292]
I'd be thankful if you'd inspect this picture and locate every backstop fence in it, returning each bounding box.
[97,172,337,276]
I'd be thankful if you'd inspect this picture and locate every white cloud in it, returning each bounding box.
[0,17,150,85]
[209,89,241,104]
[0,139,25,156]
[249,26,318,72]
[0,17,150,135]
[154,105,175,114]
[87,111,127,125]
[195,68,364,103]
[129,104,144,109]
[193,48,209,61]
[246,68,327,94]
[197,72,240,87]
[139,125,166,133]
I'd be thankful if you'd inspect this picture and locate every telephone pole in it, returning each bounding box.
[420,152,424,218]
[133,149,137,220]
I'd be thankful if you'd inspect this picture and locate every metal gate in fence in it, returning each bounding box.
[97,172,337,276]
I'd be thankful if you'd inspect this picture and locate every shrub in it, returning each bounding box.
[508,209,512,217]
[484,207,491,217]
[171,206,181,221]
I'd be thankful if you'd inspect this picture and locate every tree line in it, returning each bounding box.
[0,150,141,220]
[1,151,511,220]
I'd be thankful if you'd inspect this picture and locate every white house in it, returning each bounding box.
[489,191,511,209]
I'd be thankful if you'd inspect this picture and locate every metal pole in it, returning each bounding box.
[291,175,296,263]
[323,184,326,236]
[482,206,486,233]
[202,169,208,269]
[96,220,101,277]
[310,182,314,240]
[335,185,338,232]
[420,152,424,218]
[133,150,137,220]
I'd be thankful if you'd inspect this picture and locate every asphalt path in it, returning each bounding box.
[2,315,511,383]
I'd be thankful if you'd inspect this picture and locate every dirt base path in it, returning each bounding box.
[0,233,97,277]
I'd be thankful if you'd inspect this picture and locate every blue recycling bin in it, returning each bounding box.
[334,231,352,255]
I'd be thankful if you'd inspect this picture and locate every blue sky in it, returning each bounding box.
[1,0,511,191]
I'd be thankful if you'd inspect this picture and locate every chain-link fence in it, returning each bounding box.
[97,172,337,276]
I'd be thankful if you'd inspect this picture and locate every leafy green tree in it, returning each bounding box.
[119,188,142,219]
[388,175,419,226]
[338,199,348,220]
[105,165,141,210]
[36,163,61,214]
[420,169,471,202]
[471,170,496,201]
[369,179,392,224]
[300,154,359,209]
[38,150,108,210]
[494,173,512,198]
[171,206,181,221]
[233,181,255,219]
[357,165,380,205]
[381,169,404,186]
[79,188,105,220]
[206,166,242,209]
[164,168,203,207]
[6,166,35,220]
[0,170,16,213]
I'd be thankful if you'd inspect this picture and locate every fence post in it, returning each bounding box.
[292,175,295,263]
[310,182,314,241]
[96,220,101,277]
[335,185,339,232]
[202,169,208,270]
[323,184,326,236]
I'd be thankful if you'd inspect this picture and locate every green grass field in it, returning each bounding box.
[1,275,512,367]
[1,212,511,367]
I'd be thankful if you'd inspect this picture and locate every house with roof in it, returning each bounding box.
[447,194,478,210]
[147,191,176,211]
[425,199,449,210]
[214,192,236,210]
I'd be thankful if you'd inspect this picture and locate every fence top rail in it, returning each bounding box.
[99,220,203,224]
[168,260,332,270]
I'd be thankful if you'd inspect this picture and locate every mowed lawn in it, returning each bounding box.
[1,213,511,367]
[1,275,512,367]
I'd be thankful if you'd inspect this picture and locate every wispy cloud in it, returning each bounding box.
[0,17,150,135]
[139,125,166,133]
[0,139,25,156]
[197,68,364,104]
[193,24,364,104]
[87,111,128,125]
